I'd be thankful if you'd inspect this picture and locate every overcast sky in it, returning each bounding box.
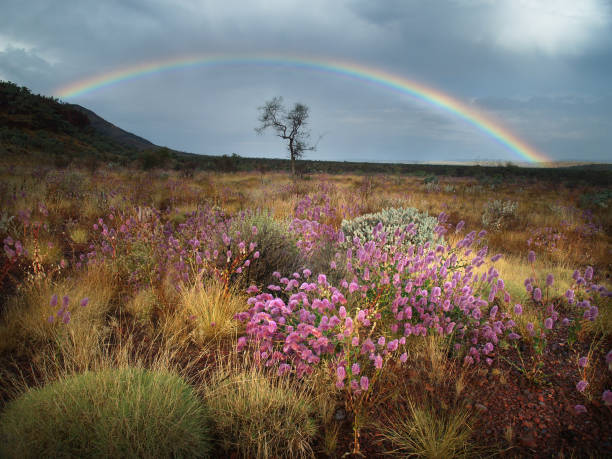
[1,0,611,163]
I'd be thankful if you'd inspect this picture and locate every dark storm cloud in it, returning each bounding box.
[1,0,610,162]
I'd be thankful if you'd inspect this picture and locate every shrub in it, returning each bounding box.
[0,367,211,458]
[481,199,519,231]
[203,364,317,458]
[232,211,303,287]
[340,207,439,252]
[579,190,612,209]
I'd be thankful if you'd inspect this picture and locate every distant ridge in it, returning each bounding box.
[67,104,155,151]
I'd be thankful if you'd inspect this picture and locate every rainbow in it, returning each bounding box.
[54,54,551,163]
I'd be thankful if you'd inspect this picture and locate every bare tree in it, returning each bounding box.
[255,96,317,176]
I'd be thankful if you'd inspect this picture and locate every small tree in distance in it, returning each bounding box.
[255,97,318,176]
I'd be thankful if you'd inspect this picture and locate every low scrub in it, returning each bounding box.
[232,211,304,287]
[481,199,519,231]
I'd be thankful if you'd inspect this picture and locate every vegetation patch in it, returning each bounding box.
[0,367,212,458]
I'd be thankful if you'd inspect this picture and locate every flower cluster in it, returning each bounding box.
[47,293,89,325]
[236,218,517,384]
[86,206,260,288]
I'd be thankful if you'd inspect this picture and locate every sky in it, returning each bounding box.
[1,0,611,164]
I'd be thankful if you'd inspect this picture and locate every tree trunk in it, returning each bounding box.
[289,139,296,176]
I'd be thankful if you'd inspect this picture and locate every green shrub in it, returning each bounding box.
[232,211,304,287]
[481,199,519,231]
[341,207,440,252]
[579,190,612,209]
[0,367,211,458]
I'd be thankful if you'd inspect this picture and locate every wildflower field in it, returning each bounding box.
[0,156,610,457]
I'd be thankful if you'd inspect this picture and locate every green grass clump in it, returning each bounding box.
[0,367,211,458]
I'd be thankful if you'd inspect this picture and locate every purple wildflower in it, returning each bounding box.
[578,357,588,368]
[50,294,58,307]
[602,390,612,406]
[544,317,553,329]
[574,405,587,414]
[351,363,360,375]
[80,298,89,307]
[62,311,71,325]
[528,250,536,264]
[576,380,588,392]
[360,376,369,391]
[546,273,554,287]
[533,288,542,302]
[514,304,523,315]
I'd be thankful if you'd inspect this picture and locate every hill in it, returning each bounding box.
[67,104,155,151]
[0,81,160,164]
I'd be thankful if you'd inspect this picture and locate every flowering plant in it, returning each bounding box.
[236,216,516,452]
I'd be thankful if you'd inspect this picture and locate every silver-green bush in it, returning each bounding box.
[340,207,439,252]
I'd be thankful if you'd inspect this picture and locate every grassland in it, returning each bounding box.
[0,156,610,457]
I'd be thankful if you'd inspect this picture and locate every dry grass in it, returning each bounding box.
[379,396,478,459]
[200,353,318,458]
[169,280,248,346]
[0,264,116,364]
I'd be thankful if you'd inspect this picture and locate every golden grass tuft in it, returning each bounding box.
[158,279,248,348]
[200,355,318,458]
[379,396,477,459]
